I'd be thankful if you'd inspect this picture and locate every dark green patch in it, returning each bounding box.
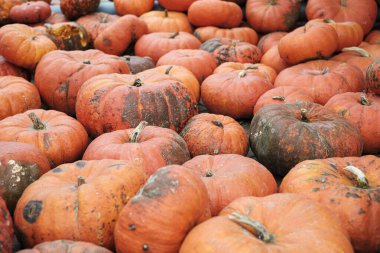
[345,192,361,198]
[75,161,86,168]
[358,208,366,215]
[52,167,62,173]
[23,200,43,224]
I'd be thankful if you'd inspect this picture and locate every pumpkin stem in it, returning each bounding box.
[211,120,224,128]
[238,70,247,78]
[339,0,347,7]
[77,176,85,187]
[130,121,148,143]
[342,47,371,58]
[169,32,180,39]
[228,212,274,243]
[165,65,174,75]
[300,108,308,122]
[305,67,329,75]
[100,14,108,23]
[28,112,46,130]
[164,9,169,17]
[272,96,285,101]
[83,59,91,64]
[269,0,277,5]
[360,94,371,106]
[344,165,369,189]
[133,78,143,87]
[323,18,335,23]
[205,170,213,177]
[245,64,259,70]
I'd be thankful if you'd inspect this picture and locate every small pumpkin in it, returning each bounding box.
[257,31,287,54]
[0,55,29,79]
[114,0,154,17]
[140,10,193,33]
[9,1,50,24]
[194,26,258,44]
[60,0,100,20]
[76,12,119,42]
[0,196,13,253]
[365,57,380,94]
[16,240,112,253]
[121,55,155,74]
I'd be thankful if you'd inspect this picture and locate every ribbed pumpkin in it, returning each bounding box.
[183,154,277,216]
[35,49,130,116]
[14,160,148,249]
[280,156,380,253]
[17,240,112,253]
[249,101,363,176]
[140,10,193,33]
[0,55,29,79]
[76,12,119,41]
[180,113,248,157]
[0,196,13,253]
[366,58,380,94]
[60,0,100,20]
[75,73,197,137]
[114,165,211,253]
[194,26,258,44]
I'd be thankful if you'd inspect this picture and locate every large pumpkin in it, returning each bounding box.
[60,0,100,20]
[0,76,41,120]
[180,193,354,253]
[76,12,119,42]
[17,240,112,253]
[366,57,380,94]
[83,122,190,176]
[76,73,198,137]
[182,154,277,216]
[14,159,148,249]
[0,109,89,167]
[114,165,211,253]
[35,49,130,116]
[180,113,248,157]
[0,196,13,253]
[194,26,258,44]
[280,156,380,253]
[140,10,193,33]
[249,101,363,176]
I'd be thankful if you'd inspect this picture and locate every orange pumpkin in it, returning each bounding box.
[260,44,290,73]
[76,12,119,42]
[158,0,196,11]
[280,156,380,253]
[257,31,287,54]
[366,58,380,94]
[365,30,380,44]
[0,0,25,25]
[194,26,258,44]
[0,55,29,79]
[114,0,154,16]
[9,1,51,24]
[17,240,112,253]
[140,10,193,33]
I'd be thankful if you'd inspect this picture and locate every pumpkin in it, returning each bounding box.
[135,32,201,63]
[325,92,380,154]
[201,69,273,119]
[366,58,380,94]
[139,65,200,102]
[0,0,25,25]
[213,62,277,84]
[0,196,13,253]
[188,0,242,28]
[257,31,287,54]
[194,26,258,44]
[121,55,155,74]
[14,159,148,249]
[17,240,112,253]
[77,12,119,42]
[180,193,354,253]
[0,56,29,79]
[157,49,217,82]
[306,0,377,35]
[0,141,50,213]
[83,121,190,176]
[60,0,100,20]
[246,0,301,33]
[180,113,248,157]
[157,0,196,11]
[278,22,339,65]
[75,73,198,137]
[114,165,211,253]
[35,49,130,116]
[365,30,380,44]
[114,0,154,17]
[249,101,363,176]
[9,1,50,24]
[140,10,193,33]
[200,38,262,65]
[0,24,57,69]
[274,60,365,105]
[280,156,380,253]
[94,14,148,56]
[253,86,315,114]
[260,44,290,73]
[0,76,41,120]
[0,109,89,167]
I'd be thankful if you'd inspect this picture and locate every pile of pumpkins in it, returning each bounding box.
[0,0,379,252]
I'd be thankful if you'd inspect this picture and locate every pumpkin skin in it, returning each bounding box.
[35,49,130,116]
[188,0,242,28]
[135,32,201,63]
[325,92,380,154]
[180,193,354,253]
[257,31,287,54]
[140,10,193,33]
[0,109,89,167]
[278,22,339,65]
[0,76,41,120]
[0,56,29,79]
[9,1,50,24]
[306,0,377,35]
[0,196,13,253]
[83,123,190,176]
[365,30,380,44]
[17,240,112,253]
[274,60,365,105]
[194,26,258,44]
[60,0,100,20]
[77,12,119,42]
[253,86,315,114]
[114,165,211,253]
[0,24,57,69]
[0,141,50,213]
[249,101,363,176]
[260,44,290,73]
[121,55,155,74]
[14,159,148,249]
[280,156,380,253]
[158,0,196,11]
[180,113,248,157]
[0,0,25,25]
[76,73,198,137]
[201,70,273,119]
[157,49,217,82]
[94,15,148,56]
[366,58,380,94]
[114,0,154,17]
[246,0,301,33]
[200,38,262,65]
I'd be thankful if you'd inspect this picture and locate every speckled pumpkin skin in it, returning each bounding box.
[60,0,100,20]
